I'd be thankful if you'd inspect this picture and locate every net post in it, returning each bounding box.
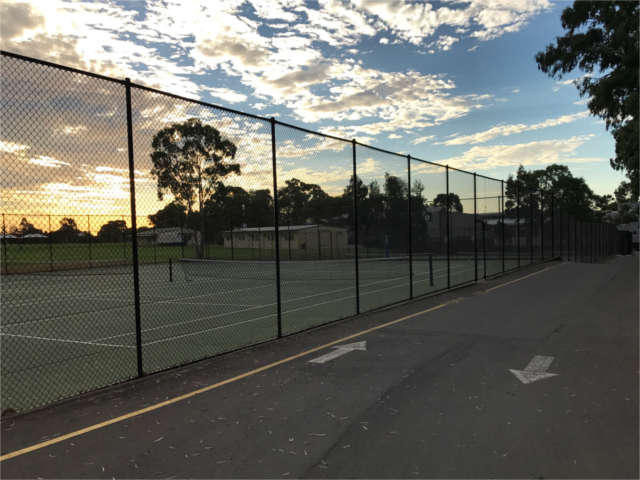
[1,213,7,274]
[180,222,185,258]
[125,78,144,377]
[151,224,157,263]
[551,194,555,258]
[287,222,292,261]
[169,258,173,282]
[516,181,520,267]
[445,166,450,289]
[230,222,235,260]
[317,224,321,259]
[352,139,360,314]
[48,214,53,272]
[473,173,478,281]
[407,154,413,300]
[87,215,92,268]
[501,180,505,273]
[270,117,282,338]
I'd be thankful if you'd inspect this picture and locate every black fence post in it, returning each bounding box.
[529,195,534,264]
[352,139,360,314]
[407,154,413,299]
[1,213,7,274]
[125,78,143,377]
[445,166,450,289]
[270,118,282,338]
[317,224,321,260]
[287,223,292,261]
[516,181,520,267]
[473,173,478,281]
[540,192,544,260]
[573,217,578,262]
[429,254,434,286]
[482,220,487,279]
[48,214,53,272]
[501,180,505,273]
[551,195,555,258]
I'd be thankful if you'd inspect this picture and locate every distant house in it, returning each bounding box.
[137,227,199,245]
[617,222,639,248]
[223,224,348,253]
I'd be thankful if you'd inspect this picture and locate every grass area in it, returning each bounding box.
[1,241,389,274]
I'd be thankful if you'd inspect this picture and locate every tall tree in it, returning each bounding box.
[150,118,240,255]
[11,217,43,236]
[148,202,187,228]
[505,164,596,219]
[535,1,639,199]
[97,219,128,243]
[432,193,463,213]
[51,217,81,243]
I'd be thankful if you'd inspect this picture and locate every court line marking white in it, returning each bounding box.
[0,332,133,349]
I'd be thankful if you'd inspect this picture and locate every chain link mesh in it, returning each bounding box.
[0,52,621,413]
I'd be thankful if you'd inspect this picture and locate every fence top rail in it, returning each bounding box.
[354,141,408,159]
[2,49,505,186]
[1,49,124,85]
[273,119,349,143]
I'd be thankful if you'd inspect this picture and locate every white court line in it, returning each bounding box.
[0,331,134,349]
[3,262,473,347]
[89,266,460,344]
[103,263,469,345]
[0,281,277,329]
[141,268,458,347]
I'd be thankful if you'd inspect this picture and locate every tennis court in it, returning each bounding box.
[0,254,508,412]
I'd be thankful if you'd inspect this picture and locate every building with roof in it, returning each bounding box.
[223,224,349,254]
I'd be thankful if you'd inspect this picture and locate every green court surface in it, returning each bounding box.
[0,256,509,412]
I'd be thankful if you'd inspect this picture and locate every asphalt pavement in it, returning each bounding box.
[1,255,638,478]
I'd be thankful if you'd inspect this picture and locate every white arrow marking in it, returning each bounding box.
[308,341,367,364]
[510,355,558,384]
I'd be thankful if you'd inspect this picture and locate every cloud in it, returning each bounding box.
[379,37,389,44]
[467,45,479,52]
[388,133,402,139]
[439,135,600,171]
[511,88,520,94]
[439,111,590,146]
[432,35,459,51]
[353,0,551,44]
[28,155,71,168]
[411,135,435,145]
[204,87,248,104]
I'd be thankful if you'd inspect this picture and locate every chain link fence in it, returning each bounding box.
[0,50,621,413]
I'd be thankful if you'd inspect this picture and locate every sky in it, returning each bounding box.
[0,0,627,224]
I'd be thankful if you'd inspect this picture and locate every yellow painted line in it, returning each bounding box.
[479,263,562,294]
[0,301,454,462]
[1,262,559,462]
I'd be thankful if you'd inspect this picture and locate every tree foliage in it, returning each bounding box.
[535,1,639,199]
[148,202,187,228]
[97,219,128,242]
[505,164,598,219]
[150,118,240,213]
[432,193,463,213]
